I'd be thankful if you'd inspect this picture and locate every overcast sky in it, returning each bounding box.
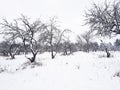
[0,0,115,42]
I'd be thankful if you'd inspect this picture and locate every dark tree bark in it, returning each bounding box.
[26,52,37,63]
[105,48,110,58]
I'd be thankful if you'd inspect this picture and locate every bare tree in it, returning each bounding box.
[62,34,76,55]
[45,17,70,59]
[0,40,20,58]
[76,35,84,51]
[114,39,120,51]
[62,38,71,55]
[1,15,45,62]
[0,41,9,56]
[82,31,93,52]
[89,42,99,52]
[100,40,111,57]
[85,1,120,36]
[85,1,120,57]
[0,25,21,59]
[7,40,20,59]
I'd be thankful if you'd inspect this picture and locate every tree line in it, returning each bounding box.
[0,18,119,61]
[1,1,120,62]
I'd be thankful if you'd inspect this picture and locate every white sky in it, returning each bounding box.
[0,0,116,42]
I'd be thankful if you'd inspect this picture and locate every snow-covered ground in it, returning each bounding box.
[0,51,120,90]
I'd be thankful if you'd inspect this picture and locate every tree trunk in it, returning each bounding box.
[51,43,55,59]
[9,47,15,59]
[9,53,15,59]
[64,48,67,55]
[51,50,55,59]
[105,48,110,58]
[28,53,37,63]
[87,42,89,53]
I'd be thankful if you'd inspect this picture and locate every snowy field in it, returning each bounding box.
[0,51,120,90]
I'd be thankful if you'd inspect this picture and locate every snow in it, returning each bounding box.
[0,51,120,90]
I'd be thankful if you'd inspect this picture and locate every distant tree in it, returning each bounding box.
[62,39,75,55]
[107,42,114,51]
[76,35,84,51]
[61,31,76,55]
[62,41,69,55]
[100,40,111,57]
[0,40,20,59]
[0,24,21,59]
[89,42,99,52]
[82,31,94,52]
[114,39,120,47]
[0,41,9,56]
[114,39,120,51]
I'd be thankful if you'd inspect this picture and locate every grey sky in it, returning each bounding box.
[0,0,114,35]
